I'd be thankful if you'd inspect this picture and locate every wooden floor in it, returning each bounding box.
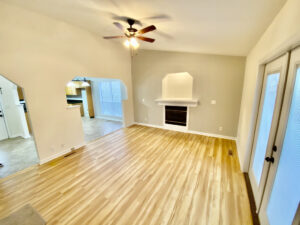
[0,125,253,225]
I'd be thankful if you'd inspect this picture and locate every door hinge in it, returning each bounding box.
[265,156,275,163]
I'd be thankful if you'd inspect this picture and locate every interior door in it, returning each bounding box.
[248,54,289,208]
[259,47,300,225]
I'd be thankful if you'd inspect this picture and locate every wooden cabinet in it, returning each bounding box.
[17,87,32,134]
[17,87,24,100]
[65,86,81,96]
[85,81,95,118]
[65,80,94,118]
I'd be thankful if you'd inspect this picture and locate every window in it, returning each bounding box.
[99,80,123,118]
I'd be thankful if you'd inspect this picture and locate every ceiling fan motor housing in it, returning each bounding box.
[127,18,135,26]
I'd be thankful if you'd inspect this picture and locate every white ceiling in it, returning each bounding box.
[4,0,287,56]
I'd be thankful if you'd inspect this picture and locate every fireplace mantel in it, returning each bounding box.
[155,98,199,107]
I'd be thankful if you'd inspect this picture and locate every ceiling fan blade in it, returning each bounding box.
[137,36,155,43]
[113,16,142,26]
[141,14,171,21]
[113,22,125,31]
[138,25,156,34]
[103,36,126,39]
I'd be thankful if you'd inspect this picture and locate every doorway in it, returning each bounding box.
[65,77,124,142]
[249,47,300,224]
[0,75,39,178]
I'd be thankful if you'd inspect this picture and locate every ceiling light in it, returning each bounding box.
[67,81,75,87]
[124,39,130,48]
[130,38,139,48]
[81,78,90,87]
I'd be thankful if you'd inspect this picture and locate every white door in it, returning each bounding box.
[248,54,289,208]
[0,101,8,141]
[259,47,300,225]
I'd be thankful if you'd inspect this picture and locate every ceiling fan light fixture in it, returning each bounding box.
[130,37,139,48]
[124,39,130,47]
[124,38,139,49]
[104,19,156,50]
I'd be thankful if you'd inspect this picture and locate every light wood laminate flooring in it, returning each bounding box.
[0,125,253,225]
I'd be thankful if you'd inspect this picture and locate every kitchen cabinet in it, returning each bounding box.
[65,80,94,118]
[65,86,81,96]
[85,81,95,118]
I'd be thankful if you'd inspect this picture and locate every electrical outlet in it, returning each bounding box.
[211,100,217,105]
[219,126,223,131]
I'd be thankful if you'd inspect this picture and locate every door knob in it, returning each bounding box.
[265,156,275,163]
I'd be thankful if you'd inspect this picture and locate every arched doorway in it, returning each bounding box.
[0,75,39,178]
[65,76,125,142]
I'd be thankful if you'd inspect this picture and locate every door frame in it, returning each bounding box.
[259,47,300,225]
[0,98,9,140]
[0,75,40,162]
[248,53,289,210]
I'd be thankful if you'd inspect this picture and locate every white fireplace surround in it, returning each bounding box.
[155,98,198,107]
[154,72,199,132]
[155,72,199,107]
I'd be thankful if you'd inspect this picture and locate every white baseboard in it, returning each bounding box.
[135,122,237,141]
[39,143,85,165]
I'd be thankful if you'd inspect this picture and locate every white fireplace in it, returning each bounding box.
[155,72,198,132]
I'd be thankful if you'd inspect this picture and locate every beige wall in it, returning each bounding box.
[132,50,245,137]
[0,2,134,163]
[237,0,300,171]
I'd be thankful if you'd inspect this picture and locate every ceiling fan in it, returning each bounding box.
[103,18,156,48]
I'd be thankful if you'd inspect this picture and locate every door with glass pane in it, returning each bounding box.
[259,47,300,225]
[249,54,289,207]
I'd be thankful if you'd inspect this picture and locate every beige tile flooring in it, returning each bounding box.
[0,118,123,178]
[0,137,39,178]
[81,117,123,142]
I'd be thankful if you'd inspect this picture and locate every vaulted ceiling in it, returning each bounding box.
[4,0,287,56]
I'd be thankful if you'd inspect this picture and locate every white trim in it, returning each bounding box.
[39,143,85,165]
[164,123,188,132]
[135,122,237,140]
[155,98,199,107]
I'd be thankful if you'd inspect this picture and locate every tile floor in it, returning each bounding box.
[82,117,123,142]
[0,137,38,178]
[0,118,123,178]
